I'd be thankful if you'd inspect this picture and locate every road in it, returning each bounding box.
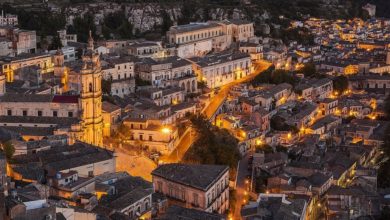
[161,60,272,163]
[159,128,194,163]
[234,153,251,220]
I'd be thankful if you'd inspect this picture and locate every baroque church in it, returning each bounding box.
[0,32,103,147]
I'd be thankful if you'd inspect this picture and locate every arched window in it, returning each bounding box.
[89,83,93,92]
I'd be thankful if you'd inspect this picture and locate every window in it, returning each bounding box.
[149,135,153,141]
[193,193,199,205]
[37,111,42,117]
[157,181,162,192]
[7,109,12,116]
[139,134,143,140]
[53,111,57,117]
[88,171,93,177]
[117,65,120,70]
[89,83,93,92]
[68,112,73,117]
[22,110,27,116]
[181,190,185,200]
[169,187,174,197]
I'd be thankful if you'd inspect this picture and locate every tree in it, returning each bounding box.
[49,34,63,51]
[103,11,134,39]
[333,75,349,94]
[299,62,316,77]
[161,10,173,35]
[72,13,96,42]
[2,141,15,160]
[102,79,112,95]
[183,114,241,170]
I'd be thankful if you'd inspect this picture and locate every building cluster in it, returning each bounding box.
[1,2,390,219]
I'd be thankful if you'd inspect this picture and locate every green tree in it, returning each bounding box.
[183,114,241,170]
[72,13,96,43]
[49,34,63,51]
[2,141,15,160]
[333,75,349,94]
[102,79,112,95]
[299,62,316,77]
[161,10,173,35]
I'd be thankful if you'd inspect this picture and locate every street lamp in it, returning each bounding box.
[161,127,171,134]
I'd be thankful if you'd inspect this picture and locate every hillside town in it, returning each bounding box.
[0,0,390,220]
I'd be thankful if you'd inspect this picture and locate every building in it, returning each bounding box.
[190,51,252,89]
[102,101,121,137]
[0,10,18,26]
[0,32,104,146]
[101,56,136,97]
[157,205,225,220]
[0,27,36,55]
[94,173,153,220]
[77,32,104,147]
[123,118,179,155]
[137,56,197,93]
[325,185,380,219]
[253,83,293,110]
[0,53,53,82]
[8,142,116,182]
[127,41,163,58]
[241,193,307,220]
[152,164,229,214]
[166,20,254,58]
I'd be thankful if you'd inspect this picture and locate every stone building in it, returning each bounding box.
[152,164,229,214]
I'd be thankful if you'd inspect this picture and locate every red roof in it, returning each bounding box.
[52,95,79,104]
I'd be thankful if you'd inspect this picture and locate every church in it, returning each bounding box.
[0,32,103,147]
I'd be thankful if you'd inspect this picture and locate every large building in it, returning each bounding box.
[189,51,252,89]
[0,32,103,147]
[152,164,229,214]
[0,10,18,26]
[0,27,36,55]
[166,20,254,58]
[137,56,197,93]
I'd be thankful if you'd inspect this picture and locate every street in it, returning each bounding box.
[159,127,194,163]
[161,60,272,163]
[234,153,251,220]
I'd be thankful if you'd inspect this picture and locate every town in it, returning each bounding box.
[0,0,389,220]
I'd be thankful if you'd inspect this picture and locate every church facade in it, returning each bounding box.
[0,32,103,147]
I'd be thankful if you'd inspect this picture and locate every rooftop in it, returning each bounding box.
[152,163,228,191]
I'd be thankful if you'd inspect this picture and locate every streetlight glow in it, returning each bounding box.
[161,127,171,134]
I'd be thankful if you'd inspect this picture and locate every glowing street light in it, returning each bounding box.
[161,127,171,134]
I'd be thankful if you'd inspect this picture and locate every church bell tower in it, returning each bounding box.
[79,31,103,146]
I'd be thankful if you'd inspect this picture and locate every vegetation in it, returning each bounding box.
[49,34,63,51]
[102,79,112,95]
[279,27,314,45]
[135,76,152,86]
[0,3,66,36]
[271,115,299,132]
[102,11,134,39]
[254,172,270,193]
[183,114,241,172]
[1,141,15,161]
[67,13,97,43]
[333,75,349,95]
[251,66,297,86]
[255,144,274,154]
[161,10,173,35]
[298,62,316,77]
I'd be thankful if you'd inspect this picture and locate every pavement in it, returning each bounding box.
[234,153,251,220]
